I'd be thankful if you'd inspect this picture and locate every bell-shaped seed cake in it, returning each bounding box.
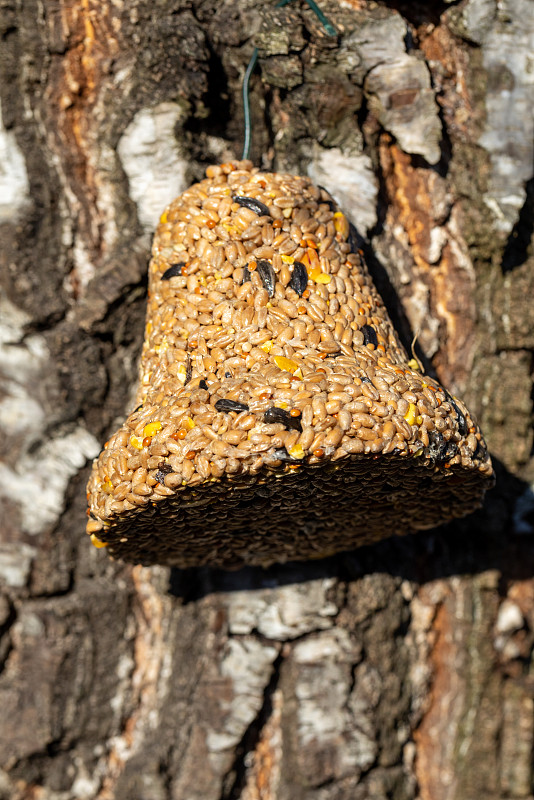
[86,161,494,569]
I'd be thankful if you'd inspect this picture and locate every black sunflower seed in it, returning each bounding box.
[348,223,364,254]
[445,393,468,437]
[154,464,173,484]
[257,260,276,297]
[263,406,302,432]
[242,264,251,284]
[154,471,168,484]
[428,431,448,461]
[215,399,249,413]
[233,196,271,217]
[361,325,378,347]
[185,356,192,385]
[289,261,308,296]
[161,262,186,280]
[199,379,208,390]
[446,442,459,459]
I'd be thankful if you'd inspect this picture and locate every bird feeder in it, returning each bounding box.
[86,161,494,569]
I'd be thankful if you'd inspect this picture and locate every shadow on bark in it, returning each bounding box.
[501,176,534,273]
[168,455,533,602]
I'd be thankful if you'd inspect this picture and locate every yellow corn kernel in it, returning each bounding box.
[176,364,188,384]
[274,355,299,373]
[333,211,349,238]
[282,207,293,218]
[90,534,108,549]
[288,443,305,460]
[404,403,417,426]
[183,416,195,430]
[407,358,421,372]
[281,255,294,264]
[130,435,144,450]
[260,339,273,353]
[102,480,114,494]
[159,211,168,224]
[154,336,168,355]
[143,421,162,438]
[293,367,303,380]
[415,415,423,426]
[309,264,332,284]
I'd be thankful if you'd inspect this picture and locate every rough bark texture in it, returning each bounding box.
[1,1,533,798]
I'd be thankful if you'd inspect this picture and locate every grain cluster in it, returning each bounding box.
[86,161,494,569]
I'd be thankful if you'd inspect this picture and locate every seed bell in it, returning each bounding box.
[86,161,494,569]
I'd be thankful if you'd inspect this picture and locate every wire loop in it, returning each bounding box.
[241,0,336,160]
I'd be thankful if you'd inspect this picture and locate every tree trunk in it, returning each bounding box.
[1,1,533,798]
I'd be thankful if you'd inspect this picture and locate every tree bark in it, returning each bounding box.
[1,1,533,798]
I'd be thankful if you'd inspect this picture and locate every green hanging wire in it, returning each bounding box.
[241,0,336,160]
[277,0,336,36]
